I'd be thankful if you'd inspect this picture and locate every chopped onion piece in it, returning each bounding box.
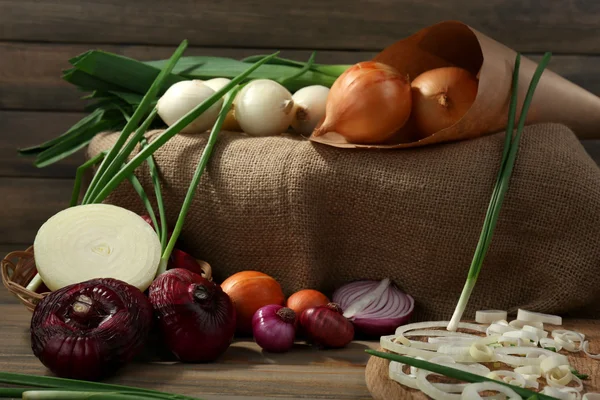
[546,365,573,388]
[542,386,582,400]
[583,340,600,359]
[495,347,564,367]
[469,342,495,362]
[583,394,600,400]
[389,360,419,389]
[540,354,570,374]
[509,319,544,330]
[486,370,526,387]
[461,382,520,399]
[522,324,549,339]
[514,365,541,378]
[475,310,507,324]
[487,323,518,336]
[416,369,462,400]
[381,335,439,359]
[395,321,487,336]
[540,337,563,352]
[503,329,539,344]
[517,309,562,326]
[552,330,585,352]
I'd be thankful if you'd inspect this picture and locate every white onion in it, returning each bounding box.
[202,77,232,92]
[33,204,162,292]
[290,85,329,134]
[235,79,294,136]
[157,80,223,134]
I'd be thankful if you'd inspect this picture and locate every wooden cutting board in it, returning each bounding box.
[365,319,599,399]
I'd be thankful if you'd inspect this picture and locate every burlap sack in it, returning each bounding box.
[88,123,600,321]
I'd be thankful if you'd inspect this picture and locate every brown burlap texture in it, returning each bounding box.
[88,123,600,321]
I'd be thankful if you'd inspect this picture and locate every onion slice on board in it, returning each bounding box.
[34,204,162,292]
[475,310,507,324]
[517,309,562,326]
[583,341,600,360]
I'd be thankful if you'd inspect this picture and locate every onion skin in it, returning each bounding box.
[149,268,236,363]
[313,61,412,144]
[252,305,296,353]
[300,303,354,348]
[30,278,153,380]
[221,271,285,335]
[411,67,478,138]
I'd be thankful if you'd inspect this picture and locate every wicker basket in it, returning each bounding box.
[1,246,213,312]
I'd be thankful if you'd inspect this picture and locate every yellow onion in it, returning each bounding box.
[411,67,479,138]
[313,61,412,144]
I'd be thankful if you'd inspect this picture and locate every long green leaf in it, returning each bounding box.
[18,108,105,155]
[91,52,279,204]
[240,54,351,77]
[70,151,106,207]
[145,56,336,91]
[83,40,188,203]
[62,68,129,93]
[365,350,558,400]
[72,52,184,95]
[34,118,120,168]
[128,172,159,234]
[141,137,167,248]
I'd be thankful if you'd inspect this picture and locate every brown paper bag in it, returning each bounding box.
[310,21,600,149]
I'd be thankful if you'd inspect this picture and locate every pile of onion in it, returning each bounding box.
[332,278,414,337]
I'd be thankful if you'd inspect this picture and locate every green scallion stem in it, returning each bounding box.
[0,372,198,400]
[141,137,168,248]
[365,350,559,400]
[21,391,149,400]
[127,172,159,234]
[447,52,552,331]
[70,151,106,207]
[158,86,239,273]
[90,52,278,205]
[82,40,187,204]
[278,52,316,86]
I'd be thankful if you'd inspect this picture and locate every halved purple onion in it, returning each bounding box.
[332,278,414,337]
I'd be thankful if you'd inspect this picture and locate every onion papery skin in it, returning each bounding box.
[286,289,330,320]
[411,67,478,138]
[314,61,412,144]
[332,279,414,337]
[30,278,153,381]
[149,268,236,363]
[300,303,354,349]
[252,305,296,353]
[221,271,285,335]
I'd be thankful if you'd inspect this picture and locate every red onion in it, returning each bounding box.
[30,278,153,380]
[252,305,296,353]
[300,303,354,348]
[168,248,206,276]
[148,268,236,362]
[332,278,414,337]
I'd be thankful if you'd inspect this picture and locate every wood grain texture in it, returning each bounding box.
[0,177,72,244]
[365,320,600,399]
[2,0,600,53]
[0,111,85,178]
[2,43,600,112]
[0,299,376,399]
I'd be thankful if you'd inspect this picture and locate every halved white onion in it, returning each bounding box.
[33,204,162,292]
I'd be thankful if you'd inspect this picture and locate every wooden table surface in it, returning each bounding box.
[0,288,378,400]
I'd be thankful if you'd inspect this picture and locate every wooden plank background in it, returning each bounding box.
[1,0,599,250]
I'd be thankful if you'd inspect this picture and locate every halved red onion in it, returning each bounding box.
[332,278,414,337]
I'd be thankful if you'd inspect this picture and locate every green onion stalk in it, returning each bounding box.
[446,51,552,331]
